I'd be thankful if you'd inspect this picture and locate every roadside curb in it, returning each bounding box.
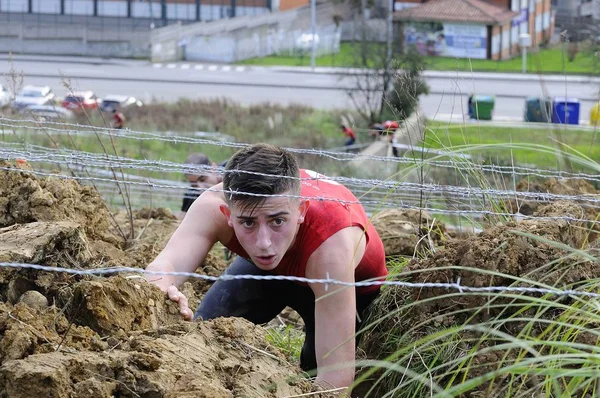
[265,65,600,84]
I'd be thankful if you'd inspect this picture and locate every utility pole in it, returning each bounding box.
[310,0,316,69]
[386,0,393,66]
[379,0,395,120]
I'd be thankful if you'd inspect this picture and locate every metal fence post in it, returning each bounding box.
[93,0,98,17]
[60,0,65,15]
[161,0,167,26]
[28,0,32,13]
[127,0,132,18]
[231,0,236,17]
[195,0,201,21]
[310,0,316,69]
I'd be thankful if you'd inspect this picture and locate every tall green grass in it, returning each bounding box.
[349,131,600,397]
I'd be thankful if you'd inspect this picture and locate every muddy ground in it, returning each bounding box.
[3,158,598,397]
[0,161,315,397]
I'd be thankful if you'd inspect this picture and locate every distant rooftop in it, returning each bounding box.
[394,0,519,25]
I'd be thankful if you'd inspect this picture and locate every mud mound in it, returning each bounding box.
[401,200,592,321]
[507,177,599,216]
[0,277,313,397]
[111,211,181,268]
[69,276,183,336]
[0,301,104,362]
[0,161,119,244]
[371,209,447,257]
[0,221,90,265]
[0,317,312,398]
[134,207,177,220]
[0,162,316,397]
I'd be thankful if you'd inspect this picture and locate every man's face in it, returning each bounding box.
[186,171,222,189]
[220,194,309,271]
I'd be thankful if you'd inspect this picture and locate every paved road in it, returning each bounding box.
[1,54,598,122]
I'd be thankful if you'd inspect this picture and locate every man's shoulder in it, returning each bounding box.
[300,169,354,201]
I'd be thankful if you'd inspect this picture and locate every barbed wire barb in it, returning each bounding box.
[1,262,599,300]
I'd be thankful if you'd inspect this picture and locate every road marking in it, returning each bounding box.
[235,66,245,72]
[181,64,190,70]
[152,63,163,68]
[222,65,231,72]
[208,65,218,71]
[167,64,177,69]
[194,64,204,70]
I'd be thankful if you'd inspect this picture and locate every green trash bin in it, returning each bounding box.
[470,95,495,121]
[524,96,552,123]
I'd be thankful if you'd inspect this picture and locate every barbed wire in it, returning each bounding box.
[3,146,600,208]
[1,164,599,223]
[2,262,600,299]
[3,118,600,176]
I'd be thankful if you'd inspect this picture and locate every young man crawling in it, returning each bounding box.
[145,143,387,391]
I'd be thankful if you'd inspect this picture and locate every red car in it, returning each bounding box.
[62,91,100,112]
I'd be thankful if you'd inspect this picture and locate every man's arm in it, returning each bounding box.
[306,226,367,391]
[145,186,231,317]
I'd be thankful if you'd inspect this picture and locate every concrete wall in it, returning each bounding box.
[341,18,387,42]
[185,24,340,62]
[0,20,150,57]
[151,1,338,62]
[0,37,150,57]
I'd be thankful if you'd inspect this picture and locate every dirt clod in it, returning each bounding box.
[371,209,447,256]
[18,291,48,310]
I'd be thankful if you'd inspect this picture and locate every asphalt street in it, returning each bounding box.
[1,54,598,123]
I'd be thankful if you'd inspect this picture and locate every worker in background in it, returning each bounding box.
[341,124,356,147]
[112,108,126,129]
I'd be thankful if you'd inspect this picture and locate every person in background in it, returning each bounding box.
[178,153,225,219]
[341,124,356,147]
[467,94,474,119]
[368,122,385,139]
[369,120,399,141]
[112,108,126,129]
[382,120,399,135]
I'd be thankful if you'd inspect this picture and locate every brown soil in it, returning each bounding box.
[371,209,448,257]
[0,161,313,397]
[507,177,599,217]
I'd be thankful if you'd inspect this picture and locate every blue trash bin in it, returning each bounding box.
[552,97,580,125]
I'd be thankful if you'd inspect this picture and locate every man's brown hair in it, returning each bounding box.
[223,144,300,211]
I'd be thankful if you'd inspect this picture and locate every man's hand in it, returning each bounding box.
[167,285,193,321]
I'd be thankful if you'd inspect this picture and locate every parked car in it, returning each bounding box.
[12,85,55,110]
[99,95,143,112]
[19,104,74,121]
[0,84,12,108]
[62,90,101,112]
